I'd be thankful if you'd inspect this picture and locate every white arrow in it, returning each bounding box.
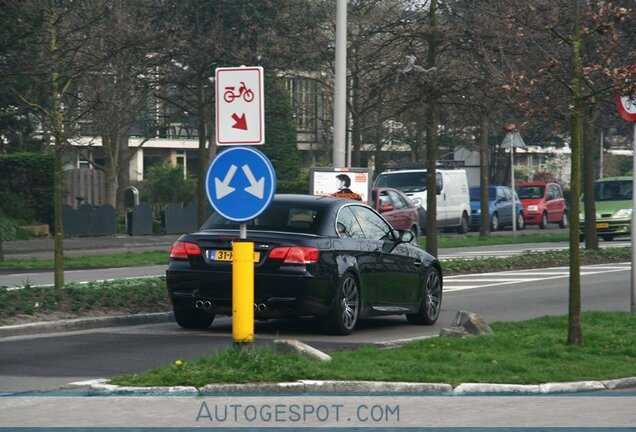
[242,164,265,199]
[214,164,237,199]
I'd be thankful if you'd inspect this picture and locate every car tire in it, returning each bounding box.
[559,211,568,228]
[406,266,442,325]
[539,212,548,229]
[602,235,614,241]
[516,212,525,230]
[579,234,585,242]
[173,306,214,330]
[490,213,499,232]
[323,273,359,335]
[457,212,469,234]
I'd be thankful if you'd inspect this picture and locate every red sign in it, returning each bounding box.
[616,95,636,122]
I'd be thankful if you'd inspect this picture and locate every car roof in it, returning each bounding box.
[515,181,555,186]
[595,176,632,182]
[273,194,364,209]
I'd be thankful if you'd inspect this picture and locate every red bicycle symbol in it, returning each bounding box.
[223,81,254,103]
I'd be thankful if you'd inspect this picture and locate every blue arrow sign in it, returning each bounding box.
[205,146,276,222]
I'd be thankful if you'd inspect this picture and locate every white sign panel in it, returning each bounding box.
[215,66,265,145]
[310,168,370,202]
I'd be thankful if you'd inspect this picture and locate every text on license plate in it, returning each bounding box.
[596,222,609,229]
[209,250,261,262]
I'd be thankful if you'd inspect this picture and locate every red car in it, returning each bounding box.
[515,181,568,228]
[371,187,420,239]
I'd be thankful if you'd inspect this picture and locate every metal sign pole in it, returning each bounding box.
[233,223,254,344]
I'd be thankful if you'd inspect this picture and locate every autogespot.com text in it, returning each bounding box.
[196,401,399,424]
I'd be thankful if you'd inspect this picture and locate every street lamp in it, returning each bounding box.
[501,129,526,237]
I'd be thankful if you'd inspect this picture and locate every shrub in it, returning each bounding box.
[0,152,54,225]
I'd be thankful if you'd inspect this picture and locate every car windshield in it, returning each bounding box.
[469,188,496,201]
[374,172,426,193]
[516,186,545,199]
[594,181,632,201]
[202,203,324,234]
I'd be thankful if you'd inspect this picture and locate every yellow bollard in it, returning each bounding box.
[232,240,254,343]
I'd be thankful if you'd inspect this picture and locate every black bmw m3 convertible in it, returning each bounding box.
[166,194,442,335]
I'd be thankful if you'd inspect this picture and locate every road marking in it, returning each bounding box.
[444,263,631,292]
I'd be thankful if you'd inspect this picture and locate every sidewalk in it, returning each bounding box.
[3,234,179,259]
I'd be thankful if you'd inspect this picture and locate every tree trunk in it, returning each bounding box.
[424,0,439,257]
[116,133,131,214]
[103,134,119,209]
[196,70,208,228]
[479,114,491,237]
[351,71,361,167]
[583,108,598,250]
[49,0,64,288]
[425,103,438,256]
[567,0,583,347]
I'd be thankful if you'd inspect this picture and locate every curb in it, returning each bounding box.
[0,312,174,338]
[83,377,636,396]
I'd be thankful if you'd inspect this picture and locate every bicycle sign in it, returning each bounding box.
[224,81,255,103]
[215,66,265,145]
[617,94,636,122]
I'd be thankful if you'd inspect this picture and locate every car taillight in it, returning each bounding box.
[170,241,201,260]
[268,246,320,264]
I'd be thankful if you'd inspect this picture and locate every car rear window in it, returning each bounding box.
[202,203,324,234]
[469,187,496,201]
[516,186,545,199]
[374,172,427,193]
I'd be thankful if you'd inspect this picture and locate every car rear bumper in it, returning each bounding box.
[580,219,631,236]
[166,268,334,319]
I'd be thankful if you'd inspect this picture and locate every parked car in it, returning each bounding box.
[166,194,443,335]
[373,169,471,234]
[469,185,525,231]
[515,181,568,229]
[580,176,633,241]
[370,187,420,240]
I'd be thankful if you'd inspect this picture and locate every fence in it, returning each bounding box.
[65,169,105,208]
[62,202,206,237]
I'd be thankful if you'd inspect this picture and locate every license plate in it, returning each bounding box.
[208,250,261,262]
[596,222,609,229]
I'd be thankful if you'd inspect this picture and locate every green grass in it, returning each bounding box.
[0,250,168,269]
[429,232,569,249]
[111,311,636,387]
[0,277,169,324]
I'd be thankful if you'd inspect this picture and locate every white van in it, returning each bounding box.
[373,169,471,234]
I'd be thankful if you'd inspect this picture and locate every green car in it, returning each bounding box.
[580,176,633,241]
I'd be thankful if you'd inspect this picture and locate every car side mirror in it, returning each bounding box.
[398,229,414,243]
[379,204,394,213]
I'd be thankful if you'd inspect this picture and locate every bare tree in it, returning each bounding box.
[490,0,635,345]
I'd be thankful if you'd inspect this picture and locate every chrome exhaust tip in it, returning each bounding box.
[257,303,267,311]
[195,300,204,309]
[203,301,212,310]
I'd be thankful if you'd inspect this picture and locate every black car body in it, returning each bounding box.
[166,194,442,334]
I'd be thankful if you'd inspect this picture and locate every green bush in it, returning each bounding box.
[0,217,18,241]
[0,152,54,225]
[141,164,196,206]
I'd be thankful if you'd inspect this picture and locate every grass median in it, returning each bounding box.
[110,311,636,387]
